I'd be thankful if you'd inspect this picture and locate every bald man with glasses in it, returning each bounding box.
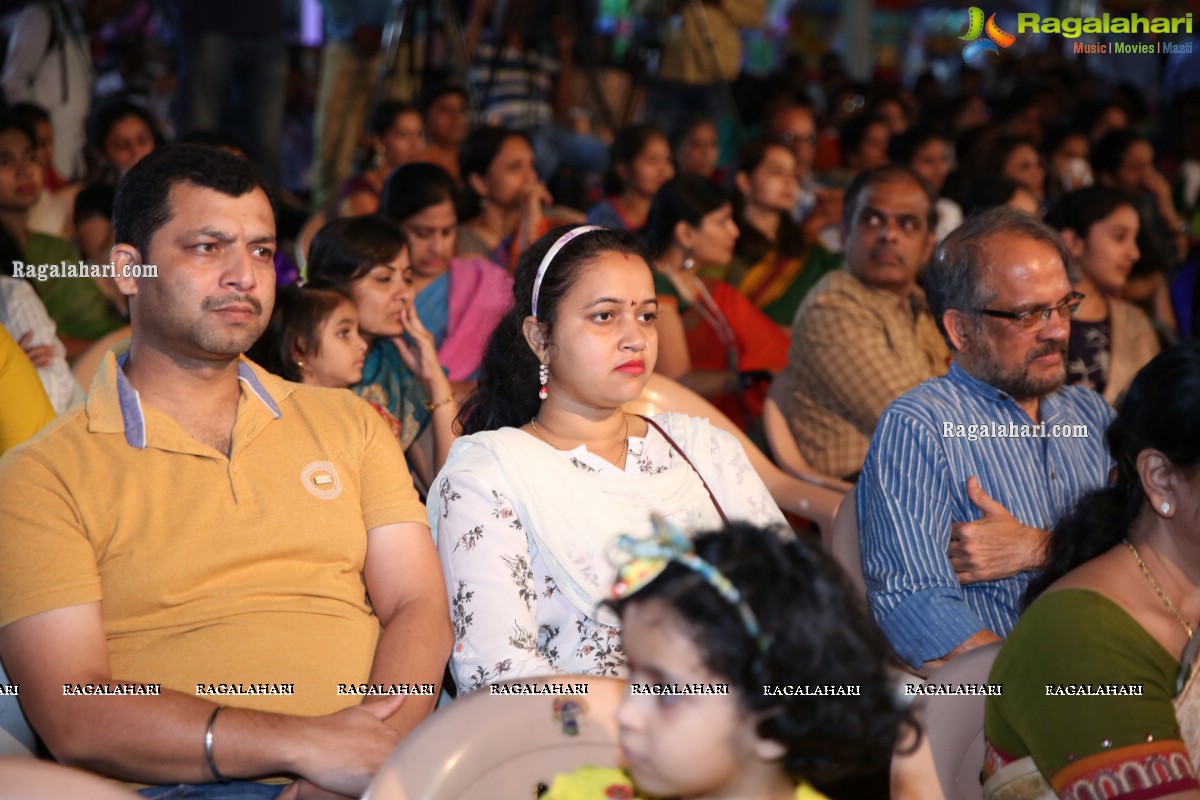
[857,208,1115,674]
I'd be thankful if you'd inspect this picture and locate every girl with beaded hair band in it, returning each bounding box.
[430,224,786,694]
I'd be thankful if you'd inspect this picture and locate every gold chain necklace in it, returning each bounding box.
[1125,539,1194,637]
[530,414,630,468]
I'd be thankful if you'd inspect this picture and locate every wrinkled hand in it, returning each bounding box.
[390,305,447,390]
[18,331,56,367]
[293,695,405,797]
[949,477,1048,584]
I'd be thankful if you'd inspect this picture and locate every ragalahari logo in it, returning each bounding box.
[960,7,1017,63]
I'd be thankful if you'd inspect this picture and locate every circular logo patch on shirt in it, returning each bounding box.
[301,461,342,500]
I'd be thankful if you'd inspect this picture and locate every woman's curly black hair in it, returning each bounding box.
[610,522,919,786]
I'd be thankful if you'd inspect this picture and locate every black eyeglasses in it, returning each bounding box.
[976,292,1085,330]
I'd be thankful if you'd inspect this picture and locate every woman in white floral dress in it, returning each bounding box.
[429,224,786,694]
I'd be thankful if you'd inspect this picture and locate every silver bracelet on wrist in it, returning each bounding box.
[205,706,230,783]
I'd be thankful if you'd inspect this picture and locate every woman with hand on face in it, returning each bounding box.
[337,101,425,218]
[456,126,584,270]
[1048,186,1160,405]
[431,225,785,694]
[305,215,457,484]
[644,176,790,429]
[379,162,513,384]
[726,139,840,327]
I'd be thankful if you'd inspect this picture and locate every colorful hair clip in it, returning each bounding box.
[612,515,769,653]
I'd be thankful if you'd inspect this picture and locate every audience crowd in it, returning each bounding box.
[1,1,1199,798]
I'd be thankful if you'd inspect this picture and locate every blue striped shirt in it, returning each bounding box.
[857,361,1115,668]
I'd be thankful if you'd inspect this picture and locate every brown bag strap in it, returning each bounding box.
[638,415,729,526]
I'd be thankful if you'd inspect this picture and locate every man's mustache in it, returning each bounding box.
[203,295,263,314]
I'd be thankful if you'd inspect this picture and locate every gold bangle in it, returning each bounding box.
[424,392,456,412]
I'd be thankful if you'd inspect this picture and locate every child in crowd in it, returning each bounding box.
[247,284,402,440]
[545,519,913,799]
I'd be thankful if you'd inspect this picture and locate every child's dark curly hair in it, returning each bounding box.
[611,522,918,785]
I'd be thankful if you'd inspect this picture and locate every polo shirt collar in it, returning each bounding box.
[88,346,288,449]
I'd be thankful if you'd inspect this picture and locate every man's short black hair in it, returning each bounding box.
[113,143,274,259]
[843,163,938,233]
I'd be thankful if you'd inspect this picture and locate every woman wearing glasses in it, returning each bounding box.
[983,341,1200,800]
[1047,187,1160,406]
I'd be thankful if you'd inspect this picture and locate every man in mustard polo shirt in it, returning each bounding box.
[0,144,452,799]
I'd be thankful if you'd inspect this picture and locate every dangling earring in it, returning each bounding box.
[538,363,549,400]
[682,248,696,271]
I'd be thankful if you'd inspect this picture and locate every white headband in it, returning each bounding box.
[531,225,604,318]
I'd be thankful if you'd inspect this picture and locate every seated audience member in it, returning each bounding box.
[766,102,843,254]
[859,208,1114,672]
[248,284,424,454]
[9,102,70,237]
[727,139,840,326]
[0,144,451,796]
[984,341,1200,799]
[86,100,162,187]
[775,165,949,481]
[966,176,1042,218]
[456,126,584,270]
[671,116,720,181]
[1092,130,1190,265]
[1092,131,1188,337]
[305,215,459,484]
[0,225,83,412]
[337,102,425,218]
[586,125,675,233]
[823,114,890,189]
[644,176,789,429]
[872,90,913,137]
[545,519,912,800]
[1042,125,1093,201]
[432,225,785,694]
[0,115,125,357]
[1048,187,1160,405]
[379,162,513,383]
[418,84,470,184]
[0,324,56,456]
[890,124,963,241]
[992,136,1046,208]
